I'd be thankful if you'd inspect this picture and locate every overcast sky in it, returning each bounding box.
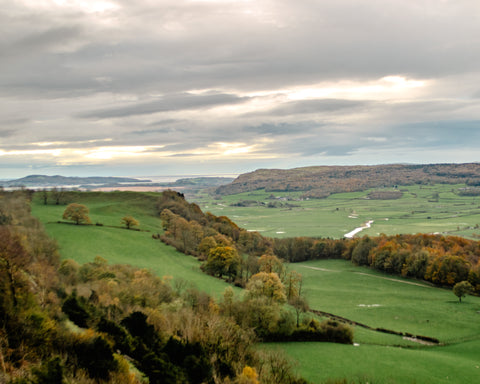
[1,0,480,178]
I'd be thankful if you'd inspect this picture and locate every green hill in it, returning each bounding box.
[31,191,234,296]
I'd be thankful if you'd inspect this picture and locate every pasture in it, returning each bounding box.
[195,184,480,239]
[276,259,480,383]
[31,191,235,296]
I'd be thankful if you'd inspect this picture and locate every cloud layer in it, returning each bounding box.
[1,0,480,177]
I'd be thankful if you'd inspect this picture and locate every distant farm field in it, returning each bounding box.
[195,184,480,239]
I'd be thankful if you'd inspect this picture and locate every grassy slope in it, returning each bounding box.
[31,192,234,296]
[196,184,480,239]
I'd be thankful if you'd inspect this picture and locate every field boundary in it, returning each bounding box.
[310,309,440,346]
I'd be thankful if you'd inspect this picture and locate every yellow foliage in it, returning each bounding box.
[236,366,259,384]
[112,354,144,384]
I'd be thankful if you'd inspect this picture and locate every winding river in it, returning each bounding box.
[344,220,374,238]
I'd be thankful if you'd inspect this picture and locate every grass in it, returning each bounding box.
[275,259,480,383]
[31,191,235,296]
[265,339,480,384]
[193,184,480,239]
[288,259,480,343]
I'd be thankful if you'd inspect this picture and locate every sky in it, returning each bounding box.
[1,0,480,179]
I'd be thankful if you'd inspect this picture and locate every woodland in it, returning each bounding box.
[216,163,480,198]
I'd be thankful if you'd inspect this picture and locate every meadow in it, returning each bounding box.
[278,259,480,383]
[195,184,480,239]
[31,191,235,296]
[30,189,480,383]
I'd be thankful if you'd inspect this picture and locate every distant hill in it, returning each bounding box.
[1,174,150,188]
[215,163,480,198]
[160,177,235,187]
[1,174,235,191]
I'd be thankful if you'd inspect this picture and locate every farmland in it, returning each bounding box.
[194,183,480,239]
[280,259,480,383]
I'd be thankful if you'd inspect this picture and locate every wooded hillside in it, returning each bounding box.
[0,191,310,384]
[216,163,480,198]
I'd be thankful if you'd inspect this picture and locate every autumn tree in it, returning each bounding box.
[453,280,473,302]
[0,226,31,310]
[203,246,241,282]
[284,270,303,301]
[121,215,139,229]
[246,272,286,304]
[62,203,91,225]
[258,254,284,277]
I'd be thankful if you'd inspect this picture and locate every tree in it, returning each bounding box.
[41,189,49,205]
[284,270,303,301]
[51,187,65,205]
[121,215,139,229]
[246,272,286,304]
[351,236,374,266]
[203,246,241,282]
[289,295,309,327]
[62,203,91,225]
[258,254,284,277]
[453,280,473,302]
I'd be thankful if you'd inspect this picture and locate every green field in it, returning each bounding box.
[275,259,480,383]
[194,184,480,239]
[31,190,480,383]
[31,191,235,296]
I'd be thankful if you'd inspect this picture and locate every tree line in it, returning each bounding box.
[273,233,480,293]
[158,190,353,345]
[158,190,480,297]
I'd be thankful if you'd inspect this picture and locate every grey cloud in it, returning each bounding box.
[388,120,480,148]
[269,133,358,157]
[243,122,321,136]
[79,93,250,119]
[147,119,184,127]
[3,1,479,98]
[166,153,204,158]
[0,129,15,138]
[11,26,84,54]
[246,99,370,117]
